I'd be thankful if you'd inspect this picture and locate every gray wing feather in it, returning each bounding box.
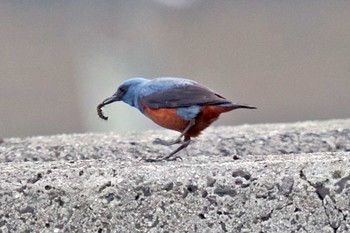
[140,84,231,109]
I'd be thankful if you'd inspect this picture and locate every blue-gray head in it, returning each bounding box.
[101,78,149,106]
[97,78,149,120]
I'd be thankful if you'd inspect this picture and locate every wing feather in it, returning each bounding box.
[139,84,231,109]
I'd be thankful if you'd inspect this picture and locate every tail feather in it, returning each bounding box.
[232,104,257,109]
[219,103,257,109]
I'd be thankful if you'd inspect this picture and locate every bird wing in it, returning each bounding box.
[139,83,232,109]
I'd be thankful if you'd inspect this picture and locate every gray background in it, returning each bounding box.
[1,1,349,138]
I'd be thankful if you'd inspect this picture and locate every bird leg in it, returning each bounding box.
[145,138,191,162]
[146,120,195,162]
[153,120,195,146]
[159,138,191,161]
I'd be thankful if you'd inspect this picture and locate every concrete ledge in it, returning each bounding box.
[0,119,350,232]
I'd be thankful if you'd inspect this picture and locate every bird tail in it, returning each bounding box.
[219,103,257,109]
[232,103,257,109]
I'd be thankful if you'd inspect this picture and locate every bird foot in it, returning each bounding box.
[166,155,183,161]
[146,138,190,162]
[143,158,161,163]
[143,155,183,163]
[153,138,181,146]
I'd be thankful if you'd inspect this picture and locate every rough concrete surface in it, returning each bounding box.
[0,119,350,233]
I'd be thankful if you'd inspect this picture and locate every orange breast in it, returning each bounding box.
[144,107,189,132]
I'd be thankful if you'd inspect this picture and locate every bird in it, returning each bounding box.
[97,77,256,161]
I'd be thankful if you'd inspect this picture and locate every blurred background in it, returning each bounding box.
[1,1,349,138]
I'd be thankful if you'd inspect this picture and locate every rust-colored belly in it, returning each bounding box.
[144,105,235,138]
[144,107,188,132]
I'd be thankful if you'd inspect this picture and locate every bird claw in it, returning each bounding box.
[153,138,181,146]
[153,138,168,145]
[167,155,183,161]
[143,158,161,163]
[143,155,183,163]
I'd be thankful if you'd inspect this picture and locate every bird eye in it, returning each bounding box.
[119,87,127,94]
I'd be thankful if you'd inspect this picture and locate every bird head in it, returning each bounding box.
[98,78,149,115]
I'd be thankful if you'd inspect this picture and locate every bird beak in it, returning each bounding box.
[101,95,120,106]
[97,94,121,120]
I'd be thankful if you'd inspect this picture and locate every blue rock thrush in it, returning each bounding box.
[97,77,256,161]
